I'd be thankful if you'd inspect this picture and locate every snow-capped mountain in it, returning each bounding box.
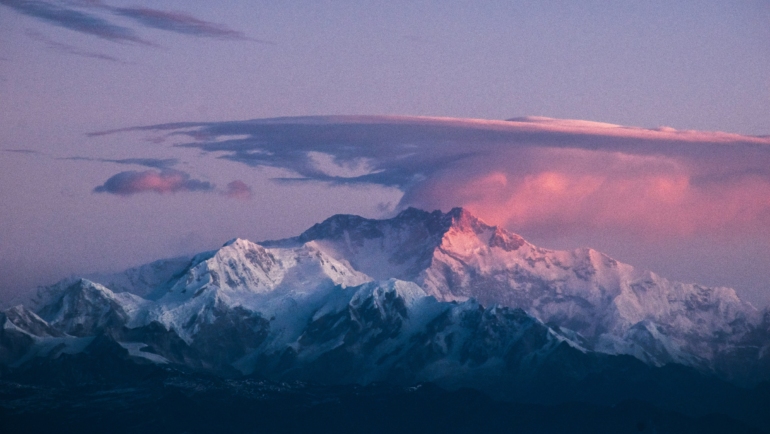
[2,207,768,392]
[271,208,762,371]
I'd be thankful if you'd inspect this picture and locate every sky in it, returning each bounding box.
[1,1,769,308]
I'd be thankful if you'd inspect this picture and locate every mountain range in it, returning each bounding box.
[2,207,769,432]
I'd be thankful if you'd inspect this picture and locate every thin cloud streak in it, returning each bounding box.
[111,6,248,40]
[65,156,179,169]
[25,29,124,62]
[0,0,152,44]
[2,1,264,48]
[105,157,178,169]
[2,149,39,154]
[93,169,212,196]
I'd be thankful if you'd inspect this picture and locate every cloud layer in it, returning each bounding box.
[93,169,212,196]
[99,115,770,240]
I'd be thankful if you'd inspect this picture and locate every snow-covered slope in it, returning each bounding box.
[82,255,200,299]
[148,238,371,342]
[34,279,149,337]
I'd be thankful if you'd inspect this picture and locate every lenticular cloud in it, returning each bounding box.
[93,169,213,196]
[98,115,770,238]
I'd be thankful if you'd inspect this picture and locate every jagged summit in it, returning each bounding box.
[281,207,530,278]
[295,207,498,243]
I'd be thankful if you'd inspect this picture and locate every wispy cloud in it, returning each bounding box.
[222,180,252,200]
[104,157,178,169]
[66,156,179,169]
[100,115,770,238]
[1,0,152,44]
[2,1,266,48]
[74,157,251,199]
[2,149,39,154]
[25,29,124,62]
[93,169,213,196]
[110,6,248,40]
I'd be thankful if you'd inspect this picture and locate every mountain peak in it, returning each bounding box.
[442,207,490,234]
[295,207,491,245]
[393,206,434,220]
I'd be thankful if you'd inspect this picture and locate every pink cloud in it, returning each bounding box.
[404,146,770,240]
[222,180,252,200]
[93,170,213,195]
